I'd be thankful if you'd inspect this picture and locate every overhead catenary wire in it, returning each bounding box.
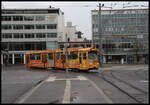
[1,2,148,9]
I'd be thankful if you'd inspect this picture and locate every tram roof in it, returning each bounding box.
[78,47,97,52]
[26,50,54,54]
[25,47,97,54]
[67,47,97,52]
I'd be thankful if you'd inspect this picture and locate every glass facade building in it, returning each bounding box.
[91,9,149,64]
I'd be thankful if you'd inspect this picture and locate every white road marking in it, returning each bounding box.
[62,79,71,103]
[14,75,113,104]
[55,75,88,81]
[14,79,45,103]
[45,76,56,82]
[77,75,88,80]
[88,78,113,103]
[140,80,148,83]
[14,75,55,103]
[56,78,77,81]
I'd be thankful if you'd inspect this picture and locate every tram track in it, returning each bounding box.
[70,70,143,103]
[110,70,148,94]
[97,70,148,103]
[73,70,143,103]
[134,69,148,80]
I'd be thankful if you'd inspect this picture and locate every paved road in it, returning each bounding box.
[2,65,51,103]
[1,64,149,103]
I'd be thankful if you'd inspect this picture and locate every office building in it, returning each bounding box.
[91,8,148,64]
[1,8,65,64]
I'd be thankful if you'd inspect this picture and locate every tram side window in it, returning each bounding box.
[68,54,72,59]
[72,53,78,59]
[30,54,41,60]
[30,54,35,60]
[56,53,60,60]
[48,53,53,60]
[35,54,41,60]
[83,53,86,59]
[68,52,78,59]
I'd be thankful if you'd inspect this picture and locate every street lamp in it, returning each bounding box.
[65,33,69,75]
[98,3,104,67]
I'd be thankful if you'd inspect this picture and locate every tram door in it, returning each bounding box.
[79,52,82,65]
[82,52,87,65]
[48,53,54,68]
[42,54,47,68]
[61,54,66,69]
[79,52,87,69]
[25,54,30,67]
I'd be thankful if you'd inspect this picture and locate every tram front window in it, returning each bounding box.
[88,52,98,60]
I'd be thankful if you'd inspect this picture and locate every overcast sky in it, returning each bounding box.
[2,1,148,40]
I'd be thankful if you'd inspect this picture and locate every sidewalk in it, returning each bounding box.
[99,64,148,70]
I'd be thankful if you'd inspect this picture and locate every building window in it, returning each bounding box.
[24,16,34,21]
[13,25,23,30]
[36,25,45,29]
[2,16,11,21]
[24,10,48,14]
[47,33,57,38]
[2,33,12,38]
[47,24,57,29]
[25,33,34,38]
[2,25,12,30]
[36,33,46,38]
[24,25,34,29]
[24,42,35,50]
[13,33,24,38]
[36,16,45,21]
[36,42,46,50]
[13,16,23,21]
[11,42,24,51]
[3,10,23,14]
